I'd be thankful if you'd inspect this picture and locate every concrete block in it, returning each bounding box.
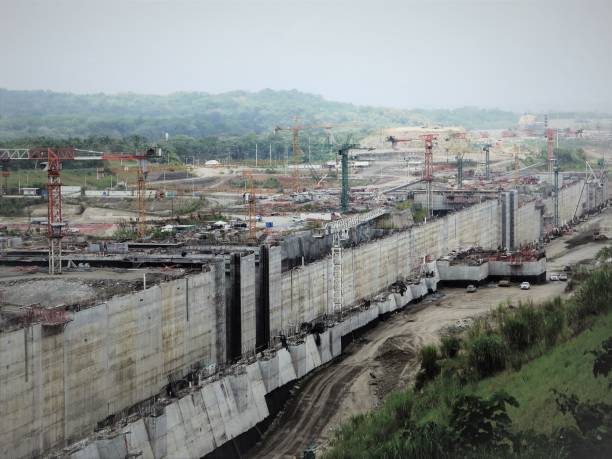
[122,418,155,459]
[393,292,410,309]
[376,298,390,315]
[304,334,322,373]
[179,393,215,458]
[144,413,168,459]
[288,342,307,378]
[277,348,298,386]
[258,352,280,393]
[163,401,190,459]
[367,305,378,323]
[317,330,333,364]
[388,294,399,312]
[330,322,344,357]
[246,363,269,420]
[215,377,241,439]
[228,371,264,435]
[70,442,101,459]
[96,435,128,459]
[200,382,227,448]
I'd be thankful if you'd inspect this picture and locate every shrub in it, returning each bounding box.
[542,297,566,346]
[501,315,531,351]
[441,335,461,358]
[450,391,518,452]
[573,268,612,321]
[501,303,545,351]
[468,334,507,377]
[416,345,440,389]
[420,345,440,379]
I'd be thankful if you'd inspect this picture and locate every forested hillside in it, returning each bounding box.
[0,88,518,140]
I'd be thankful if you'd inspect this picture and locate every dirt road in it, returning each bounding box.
[248,210,610,459]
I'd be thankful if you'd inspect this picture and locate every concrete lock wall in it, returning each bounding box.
[68,276,437,459]
[515,200,542,247]
[240,254,256,357]
[278,200,500,331]
[542,180,589,227]
[515,181,597,246]
[0,264,226,459]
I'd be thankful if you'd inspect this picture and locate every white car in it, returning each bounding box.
[520,282,531,290]
[550,274,559,281]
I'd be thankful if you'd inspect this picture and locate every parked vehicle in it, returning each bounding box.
[466,284,477,293]
[558,273,568,281]
[520,282,531,290]
[498,280,511,287]
[550,274,559,281]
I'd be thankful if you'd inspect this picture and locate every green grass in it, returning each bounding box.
[4,168,131,191]
[324,267,612,458]
[472,310,612,434]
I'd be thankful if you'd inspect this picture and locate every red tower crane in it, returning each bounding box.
[546,128,555,177]
[386,134,438,216]
[0,147,158,274]
[420,134,438,217]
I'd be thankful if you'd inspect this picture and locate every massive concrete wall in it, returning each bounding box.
[267,246,283,341]
[67,270,439,459]
[515,180,604,247]
[240,254,256,357]
[278,200,500,332]
[226,253,256,361]
[515,200,542,247]
[0,264,226,459]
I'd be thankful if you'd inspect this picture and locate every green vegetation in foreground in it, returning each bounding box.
[325,262,612,459]
[474,310,612,434]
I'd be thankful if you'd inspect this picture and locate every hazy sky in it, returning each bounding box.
[1,0,611,112]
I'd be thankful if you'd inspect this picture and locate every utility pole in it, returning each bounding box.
[341,147,349,212]
[483,144,491,181]
[554,165,560,228]
[255,143,258,168]
[456,155,464,189]
[546,128,555,180]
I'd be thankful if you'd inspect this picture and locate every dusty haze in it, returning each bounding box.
[1,0,611,112]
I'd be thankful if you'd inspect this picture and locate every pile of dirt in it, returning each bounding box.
[373,335,415,398]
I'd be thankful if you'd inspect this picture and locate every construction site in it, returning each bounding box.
[0,119,610,459]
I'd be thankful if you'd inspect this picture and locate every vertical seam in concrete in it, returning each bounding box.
[185,278,190,323]
[63,322,68,448]
[24,326,28,383]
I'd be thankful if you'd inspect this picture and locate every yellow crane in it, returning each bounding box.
[274,121,353,192]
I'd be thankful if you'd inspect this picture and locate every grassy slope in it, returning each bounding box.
[472,310,612,434]
[5,168,125,190]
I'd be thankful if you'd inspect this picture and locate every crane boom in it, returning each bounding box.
[274,123,355,192]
